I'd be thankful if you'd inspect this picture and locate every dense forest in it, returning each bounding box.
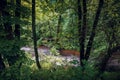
[0,0,120,80]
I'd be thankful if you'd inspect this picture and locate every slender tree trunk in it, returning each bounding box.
[85,0,104,60]
[56,15,62,44]
[14,0,21,39]
[79,0,87,66]
[0,0,6,71]
[78,0,83,66]
[0,54,5,71]
[32,0,41,69]
[48,21,53,42]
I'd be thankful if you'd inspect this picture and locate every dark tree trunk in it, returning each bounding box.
[0,0,21,67]
[85,0,104,60]
[99,43,112,72]
[77,0,81,58]
[1,0,16,66]
[48,21,53,42]
[2,0,13,40]
[77,0,83,66]
[14,0,21,39]
[0,0,6,71]
[95,45,120,80]
[56,15,62,44]
[79,0,87,66]
[104,45,120,71]
[0,54,5,71]
[94,16,120,78]
[32,0,41,69]
[10,0,22,67]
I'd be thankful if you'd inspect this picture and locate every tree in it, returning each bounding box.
[94,0,120,79]
[0,0,6,71]
[0,0,30,67]
[79,0,87,66]
[0,54,5,71]
[2,0,13,40]
[1,0,16,66]
[85,0,104,60]
[77,0,83,65]
[56,15,62,44]
[78,0,104,67]
[32,0,41,69]
[14,0,21,39]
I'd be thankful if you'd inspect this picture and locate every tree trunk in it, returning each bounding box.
[1,0,17,66]
[79,0,87,66]
[85,0,104,60]
[2,0,13,40]
[56,15,62,44]
[94,45,120,80]
[0,54,5,71]
[94,16,120,78]
[0,0,5,71]
[32,0,41,69]
[14,0,21,39]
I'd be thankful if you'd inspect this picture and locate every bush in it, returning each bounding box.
[102,71,120,80]
[0,60,98,80]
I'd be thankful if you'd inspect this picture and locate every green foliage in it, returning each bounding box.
[0,0,120,79]
[102,71,120,80]
[1,61,119,80]
[35,0,79,50]
[0,39,24,57]
[40,63,96,80]
[0,61,32,80]
[0,62,97,80]
[50,46,60,55]
[0,47,98,80]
